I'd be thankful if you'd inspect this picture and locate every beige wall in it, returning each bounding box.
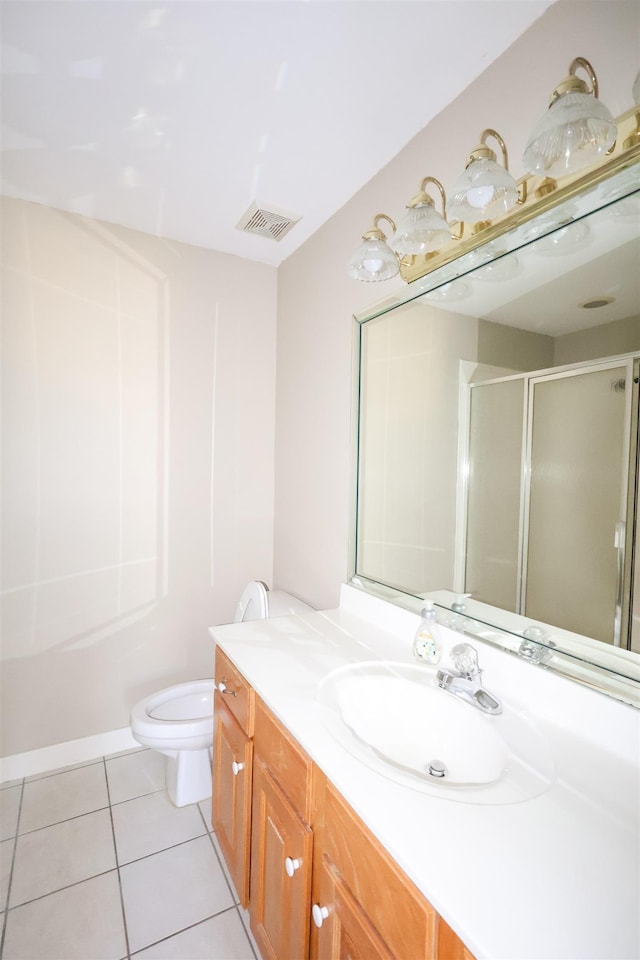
[358,301,479,594]
[478,319,554,372]
[1,197,277,756]
[554,314,640,366]
[275,0,639,610]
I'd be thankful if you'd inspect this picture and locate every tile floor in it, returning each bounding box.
[0,748,260,960]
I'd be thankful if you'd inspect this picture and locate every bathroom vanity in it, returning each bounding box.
[210,585,639,960]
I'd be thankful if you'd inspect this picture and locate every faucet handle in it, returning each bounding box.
[450,643,479,678]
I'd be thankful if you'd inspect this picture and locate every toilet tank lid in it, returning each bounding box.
[266,590,314,617]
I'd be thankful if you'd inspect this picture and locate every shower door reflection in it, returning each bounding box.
[464,358,638,646]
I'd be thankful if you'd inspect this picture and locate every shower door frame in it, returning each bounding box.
[461,352,639,649]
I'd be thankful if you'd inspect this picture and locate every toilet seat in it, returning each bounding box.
[131,679,213,745]
[149,689,212,722]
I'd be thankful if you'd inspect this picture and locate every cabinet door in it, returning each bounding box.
[212,696,253,906]
[319,784,437,960]
[312,858,394,960]
[250,756,313,960]
[437,919,476,960]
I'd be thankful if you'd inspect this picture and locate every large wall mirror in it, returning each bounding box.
[353,160,640,704]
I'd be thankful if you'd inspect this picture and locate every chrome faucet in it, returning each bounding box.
[436,643,502,715]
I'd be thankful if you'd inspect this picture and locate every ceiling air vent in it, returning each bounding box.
[236,201,300,242]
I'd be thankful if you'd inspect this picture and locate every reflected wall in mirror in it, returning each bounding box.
[355,165,640,695]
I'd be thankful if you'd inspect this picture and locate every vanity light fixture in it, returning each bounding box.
[347,214,399,281]
[523,57,617,178]
[349,56,637,285]
[446,129,519,225]
[389,177,451,256]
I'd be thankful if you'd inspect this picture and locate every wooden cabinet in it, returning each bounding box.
[313,858,395,960]
[212,651,476,960]
[250,698,315,960]
[212,648,254,906]
[310,780,437,960]
[437,919,477,960]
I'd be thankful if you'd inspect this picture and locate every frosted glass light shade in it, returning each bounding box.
[523,91,616,177]
[474,253,520,281]
[389,203,451,256]
[446,158,518,223]
[533,219,590,256]
[424,280,470,303]
[347,237,399,281]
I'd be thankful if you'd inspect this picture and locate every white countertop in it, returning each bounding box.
[209,587,640,960]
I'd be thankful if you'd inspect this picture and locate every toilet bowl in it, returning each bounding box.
[130,580,313,806]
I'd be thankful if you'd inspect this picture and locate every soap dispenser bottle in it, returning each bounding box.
[413,600,441,664]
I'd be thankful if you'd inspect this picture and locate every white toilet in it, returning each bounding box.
[130,580,313,806]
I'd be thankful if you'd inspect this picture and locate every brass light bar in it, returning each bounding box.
[398,106,640,285]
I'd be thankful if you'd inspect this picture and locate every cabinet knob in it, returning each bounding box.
[231,761,245,776]
[217,681,237,697]
[285,856,301,877]
[312,904,330,928]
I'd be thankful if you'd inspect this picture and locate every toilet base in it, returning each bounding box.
[164,746,213,807]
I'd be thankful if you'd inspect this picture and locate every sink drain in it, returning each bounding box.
[426,759,447,778]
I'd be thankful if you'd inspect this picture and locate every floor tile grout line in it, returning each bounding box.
[235,904,260,960]
[16,802,112,838]
[128,904,240,957]
[23,757,104,783]
[195,800,210,834]
[0,778,24,958]
[3,864,124,913]
[2,761,258,960]
[104,757,132,960]
[109,785,170,808]
[205,828,240,906]
[14,786,168,841]
[116,827,210,869]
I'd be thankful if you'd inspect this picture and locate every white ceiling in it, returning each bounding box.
[0,0,554,266]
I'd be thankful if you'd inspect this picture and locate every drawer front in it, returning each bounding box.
[254,697,314,823]
[214,647,254,735]
[323,784,437,960]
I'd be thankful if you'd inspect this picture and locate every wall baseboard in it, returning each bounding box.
[0,727,139,783]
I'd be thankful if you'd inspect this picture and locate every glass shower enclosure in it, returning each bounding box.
[463,356,639,648]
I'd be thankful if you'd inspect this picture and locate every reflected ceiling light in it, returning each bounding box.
[520,201,578,242]
[604,192,640,221]
[424,279,471,303]
[533,219,591,256]
[347,214,399,282]
[446,129,519,224]
[474,252,521,282]
[389,177,451,256]
[523,57,616,178]
[459,239,506,270]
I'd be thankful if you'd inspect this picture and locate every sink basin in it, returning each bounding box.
[317,660,555,805]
